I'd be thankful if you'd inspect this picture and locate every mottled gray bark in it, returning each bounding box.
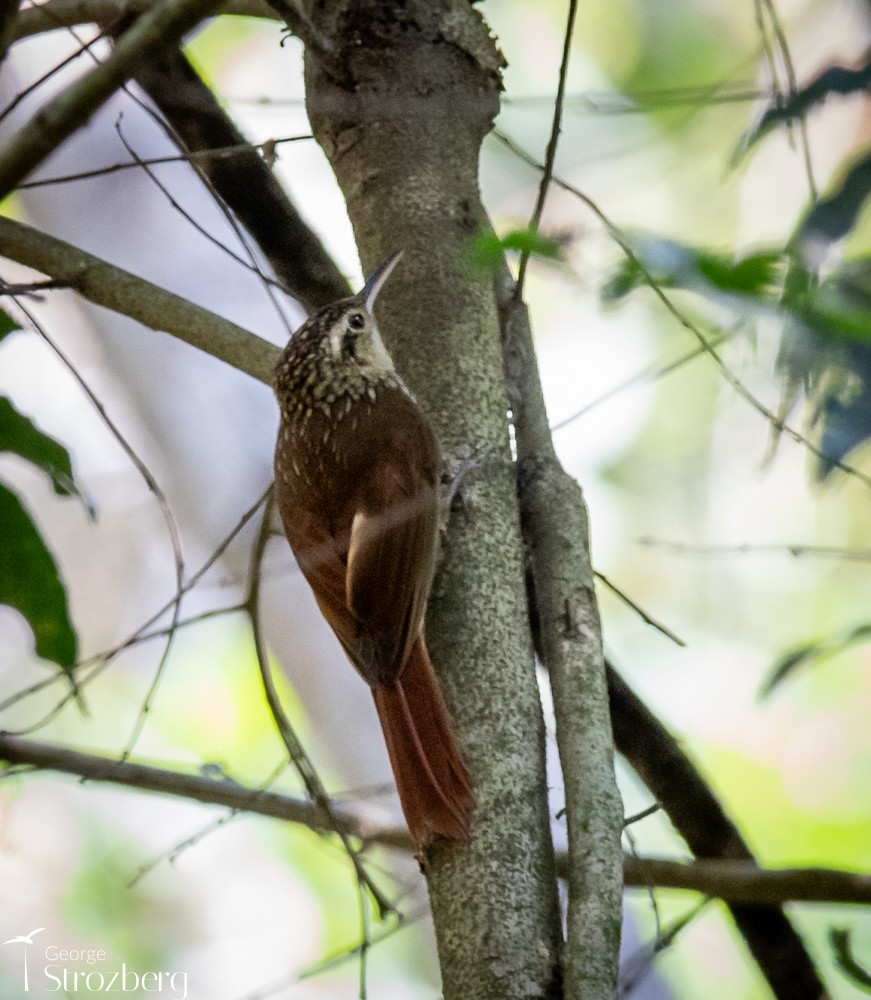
[301,3,563,997]
[500,286,623,999]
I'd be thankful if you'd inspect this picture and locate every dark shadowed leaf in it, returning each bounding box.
[761,621,871,696]
[815,345,871,478]
[0,308,19,343]
[779,262,871,474]
[604,236,871,478]
[830,928,871,993]
[0,481,78,669]
[0,396,90,506]
[742,57,871,152]
[799,152,871,253]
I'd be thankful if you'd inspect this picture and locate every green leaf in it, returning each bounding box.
[695,251,782,295]
[601,258,646,301]
[0,396,89,504]
[0,308,19,343]
[470,228,565,270]
[794,260,871,344]
[600,236,783,305]
[0,481,77,669]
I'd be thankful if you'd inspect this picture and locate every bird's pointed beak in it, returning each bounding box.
[360,250,404,312]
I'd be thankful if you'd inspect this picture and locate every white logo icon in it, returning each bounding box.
[3,928,45,992]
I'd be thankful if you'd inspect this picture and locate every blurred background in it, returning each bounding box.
[1,0,871,996]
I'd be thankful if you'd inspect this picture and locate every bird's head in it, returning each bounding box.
[278,252,404,390]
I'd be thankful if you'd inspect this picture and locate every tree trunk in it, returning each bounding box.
[303,2,564,996]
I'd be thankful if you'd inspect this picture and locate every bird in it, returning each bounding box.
[272,252,473,851]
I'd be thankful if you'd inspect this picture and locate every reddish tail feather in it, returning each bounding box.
[372,637,473,850]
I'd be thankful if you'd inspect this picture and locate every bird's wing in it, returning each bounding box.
[346,441,439,687]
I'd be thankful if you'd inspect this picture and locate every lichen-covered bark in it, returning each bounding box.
[302,3,562,997]
[500,287,624,999]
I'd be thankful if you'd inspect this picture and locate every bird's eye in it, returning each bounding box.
[348,312,366,331]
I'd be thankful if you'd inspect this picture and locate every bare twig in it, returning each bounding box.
[17,135,313,189]
[113,116,295,316]
[619,900,710,998]
[12,0,278,42]
[594,571,686,647]
[127,757,289,886]
[756,0,817,200]
[9,298,186,751]
[496,129,871,493]
[122,44,348,310]
[0,485,268,719]
[607,663,826,998]
[0,215,280,383]
[0,28,108,127]
[638,538,871,562]
[514,0,577,299]
[243,493,397,920]
[0,0,231,198]
[2,732,870,905]
[550,331,732,433]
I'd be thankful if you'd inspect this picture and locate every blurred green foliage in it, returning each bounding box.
[0,312,82,674]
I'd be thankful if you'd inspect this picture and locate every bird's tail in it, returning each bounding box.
[373,637,473,850]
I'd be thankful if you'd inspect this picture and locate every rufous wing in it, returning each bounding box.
[345,457,439,687]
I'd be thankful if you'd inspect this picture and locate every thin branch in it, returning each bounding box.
[637,538,871,561]
[623,823,662,949]
[11,298,186,752]
[227,83,770,114]
[499,280,624,999]
[756,0,817,200]
[2,733,870,905]
[607,663,827,998]
[619,900,710,998]
[0,731,410,847]
[550,331,732,433]
[0,27,108,128]
[594,571,686,647]
[496,129,871,493]
[514,0,577,299]
[0,484,267,719]
[127,757,290,886]
[12,0,278,42]
[17,135,314,189]
[237,906,428,1000]
[621,858,871,906]
[0,278,74,296]
[121,44,349,310]
[243,493,397,920]
[0,0,232,199]
[623,803,660,828]
[0,215,280,383]
[113,115,295,313]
